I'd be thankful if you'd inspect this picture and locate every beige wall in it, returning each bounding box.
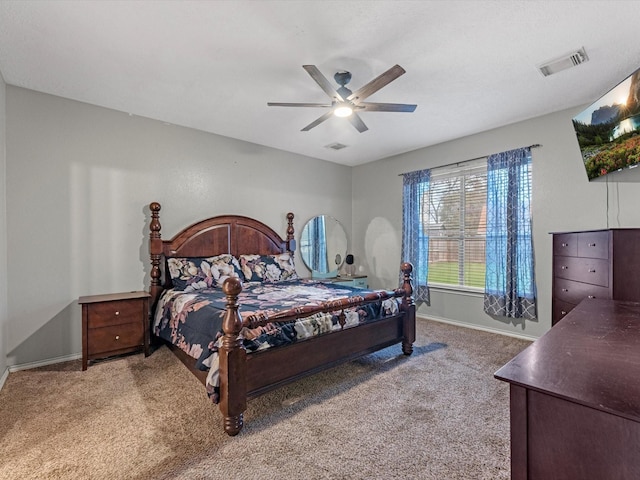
[0,73,7,379]
[353,107,640,340]
[7,83,640,368]
[5,86,352,366]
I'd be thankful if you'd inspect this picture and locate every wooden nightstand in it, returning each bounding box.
[79,291,150,370]
[330,275,368,289]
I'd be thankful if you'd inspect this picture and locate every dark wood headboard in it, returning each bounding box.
[148,202,295,309]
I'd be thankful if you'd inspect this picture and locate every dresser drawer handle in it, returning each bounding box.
[115,311,120,316]
[561,310,567,315]
[562,288,568,292]
[588,268,596,273]
[588,295,595,299]
[561,265,568,270]
[115,335,120,340]
[588,243,596,247]
[561,243,569,247]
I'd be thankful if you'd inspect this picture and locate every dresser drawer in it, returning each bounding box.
[553,234,578,257]
[552,299,576,325]
[553,278,610,305]
[88,322,144,355]
[577,231,609,259]
[553,256,609,287]
[87,299,143,328]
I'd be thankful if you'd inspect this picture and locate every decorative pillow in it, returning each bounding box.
[167,254,243,291]
[238,253,299,283]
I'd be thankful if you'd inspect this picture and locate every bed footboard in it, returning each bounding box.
[217,263,415,436]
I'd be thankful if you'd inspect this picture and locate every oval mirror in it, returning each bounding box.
[300,215,348,277]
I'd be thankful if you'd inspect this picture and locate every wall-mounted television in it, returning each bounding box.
[572,66,640,181]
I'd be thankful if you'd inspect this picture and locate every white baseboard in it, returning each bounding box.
[8,353,82,373]
[0,366,8,392]
[417,314,538,342]
[0,318,534,390]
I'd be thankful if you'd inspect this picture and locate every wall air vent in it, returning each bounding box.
[325,142,348,150]
[538,47,589,77]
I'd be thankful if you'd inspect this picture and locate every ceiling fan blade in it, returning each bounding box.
[347,113,369,133]
[268,102,332,108]
[359,102,417,112]
[301,111,334,131]
[348,64,406,104]
[302,65,345,102]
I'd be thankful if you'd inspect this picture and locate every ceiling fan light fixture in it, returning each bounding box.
[334,105,353,117]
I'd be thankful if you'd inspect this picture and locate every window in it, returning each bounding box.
[424,159,487,290]
[402,147,535,318]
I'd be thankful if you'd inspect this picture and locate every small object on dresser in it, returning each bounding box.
[79,291,150,370]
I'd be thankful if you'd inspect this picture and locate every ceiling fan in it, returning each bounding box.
[267,64,417,133]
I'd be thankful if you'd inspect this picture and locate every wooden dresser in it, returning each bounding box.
[495,298,640,480]
[551,228,640,325]
[79,291,150,370]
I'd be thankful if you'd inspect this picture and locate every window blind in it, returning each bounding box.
[425,159,487,289]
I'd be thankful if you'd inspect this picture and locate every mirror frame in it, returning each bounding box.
[299,215,348,278]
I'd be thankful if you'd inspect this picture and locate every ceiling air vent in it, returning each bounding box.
[538,47,589,77]
[325,142,348,151]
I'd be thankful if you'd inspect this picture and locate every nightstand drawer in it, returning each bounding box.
[331,276,368,288]
[87,299,143,328]
[88,322,144,355]
[351,277,368,288]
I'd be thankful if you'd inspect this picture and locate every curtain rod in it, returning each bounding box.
[398,144,542,176]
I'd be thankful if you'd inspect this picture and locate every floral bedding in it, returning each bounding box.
[153,278,399,402]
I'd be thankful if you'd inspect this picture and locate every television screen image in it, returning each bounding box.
[572,66,640,180]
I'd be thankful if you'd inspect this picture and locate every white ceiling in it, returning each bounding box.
[1,0,640,167]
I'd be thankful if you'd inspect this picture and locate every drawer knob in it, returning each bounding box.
[115,311,120,316]
[588,243,596,247]
[588,268,596,273]
[588,295,595,299]
[561,265,568,270]
[115,335,120,340]
[561,243,568,247]
[561,310,567,315]
[562,288,568,292]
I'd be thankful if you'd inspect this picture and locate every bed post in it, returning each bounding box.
[286,212,296,254]
[149,202,163,310]
[400,262,415,356]
[218,277,247,436]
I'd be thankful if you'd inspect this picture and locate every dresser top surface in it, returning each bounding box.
[495,298,640,422]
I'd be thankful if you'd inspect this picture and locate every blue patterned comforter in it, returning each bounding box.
[153,278,399,402]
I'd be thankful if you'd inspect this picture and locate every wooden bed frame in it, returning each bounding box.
[148,202,416,435]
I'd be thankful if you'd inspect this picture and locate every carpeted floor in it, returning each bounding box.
[0,318,530,480]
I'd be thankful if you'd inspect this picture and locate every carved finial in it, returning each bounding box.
[150,202,162,237]
[222,276,243,298]
[400,262,414,308]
